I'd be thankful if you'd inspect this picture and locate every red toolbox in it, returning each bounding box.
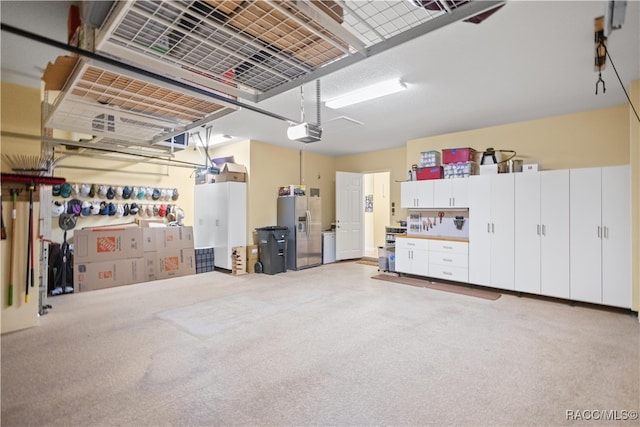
[442,147,477,164]
[416,166,443,180]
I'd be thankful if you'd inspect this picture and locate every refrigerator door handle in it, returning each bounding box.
[306,210,311,238]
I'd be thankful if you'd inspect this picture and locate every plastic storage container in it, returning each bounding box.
[256,226,289,275]
[420,150,441,167]
[442,148,477,164]
[416,166,444,180]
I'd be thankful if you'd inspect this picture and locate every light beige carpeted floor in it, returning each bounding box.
[2,261,638,426]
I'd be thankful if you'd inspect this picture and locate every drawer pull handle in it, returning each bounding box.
[443,258,453,262]
[443,271,453,276]
[443,246,452,250]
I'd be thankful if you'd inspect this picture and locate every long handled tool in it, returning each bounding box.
[8,189,19,307]
[1,190,6,241]
[25,183,35,303]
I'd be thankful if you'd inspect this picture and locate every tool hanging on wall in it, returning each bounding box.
[594,16,607,95]
[7,189,20,307]
[1,190,6,240]
[26,182,36,303]
[1,155,65,304]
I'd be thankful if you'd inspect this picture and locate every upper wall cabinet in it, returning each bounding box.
[514,170,570,298]
[400,181,434,209]
[569,165,631,308]
[433,179,469,208]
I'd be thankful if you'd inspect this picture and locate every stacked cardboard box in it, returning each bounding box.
[74,227,149,292]
[74,226,195,292]
[142,227,196,280]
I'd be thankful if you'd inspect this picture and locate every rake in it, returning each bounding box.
[1,154,52,176]
[1,154,64,304]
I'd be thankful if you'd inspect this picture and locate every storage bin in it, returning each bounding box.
[416,166,443,180]
[443,161,478,178]
[442,147,477,164]
[420,150,441,167]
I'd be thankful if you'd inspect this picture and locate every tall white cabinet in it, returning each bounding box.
[514,170,570,298]
[194,182,247,270]
[468,174,515,290]
[569,165,631,308]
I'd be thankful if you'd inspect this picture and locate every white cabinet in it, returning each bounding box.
[400,181,434,208]
[514,170,570,298]
[468,174,515,290]
[433,179,469,208]
[428,240,469,282]
[569,166,631,308]
[194,182,247,270]
[395,237,429,276]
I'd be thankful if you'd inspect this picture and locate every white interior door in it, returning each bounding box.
[336,171,364,260]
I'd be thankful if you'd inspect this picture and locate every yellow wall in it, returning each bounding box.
[1,83,43,332]
[406,105,630,171]
[630,80,640,312]
[3,79,639,333]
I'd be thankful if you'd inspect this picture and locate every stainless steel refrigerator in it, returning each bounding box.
[277,196,322,270]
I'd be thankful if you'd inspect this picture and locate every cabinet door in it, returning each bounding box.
[395,239,412,273]
[414,181,434,208]
[451,179,469,207]
[601,165,631,308]
[468,175,491,285]
[433,180,452,207]
[514,172,541,294]
[400,182,416,208]
[570,167,603,304]
[412,247,430,277]
[193,184,215,248]
[540,170,570,299]
[489,174,515,290]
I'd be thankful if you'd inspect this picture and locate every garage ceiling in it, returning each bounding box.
[1,1,639,157]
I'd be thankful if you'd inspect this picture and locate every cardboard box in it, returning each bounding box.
[74,227,144,262]
[144,248,196,280]
[156,226,195,251]
[143,227,194,252]
[246,245,258,273]
[42,55,79,91]
[216,163,247,182]
[74,258,147,292]
[442,148,477,164]
[136,219,167,228]
[142,227,158,253]
[416,166,443,180]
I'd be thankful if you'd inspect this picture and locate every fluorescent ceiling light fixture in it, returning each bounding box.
[325,79,407,109]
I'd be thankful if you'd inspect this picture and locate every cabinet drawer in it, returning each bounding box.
[428,264,469,282]
[429,251,468,268]
[429,240,468,254]
[396,238,429,251]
